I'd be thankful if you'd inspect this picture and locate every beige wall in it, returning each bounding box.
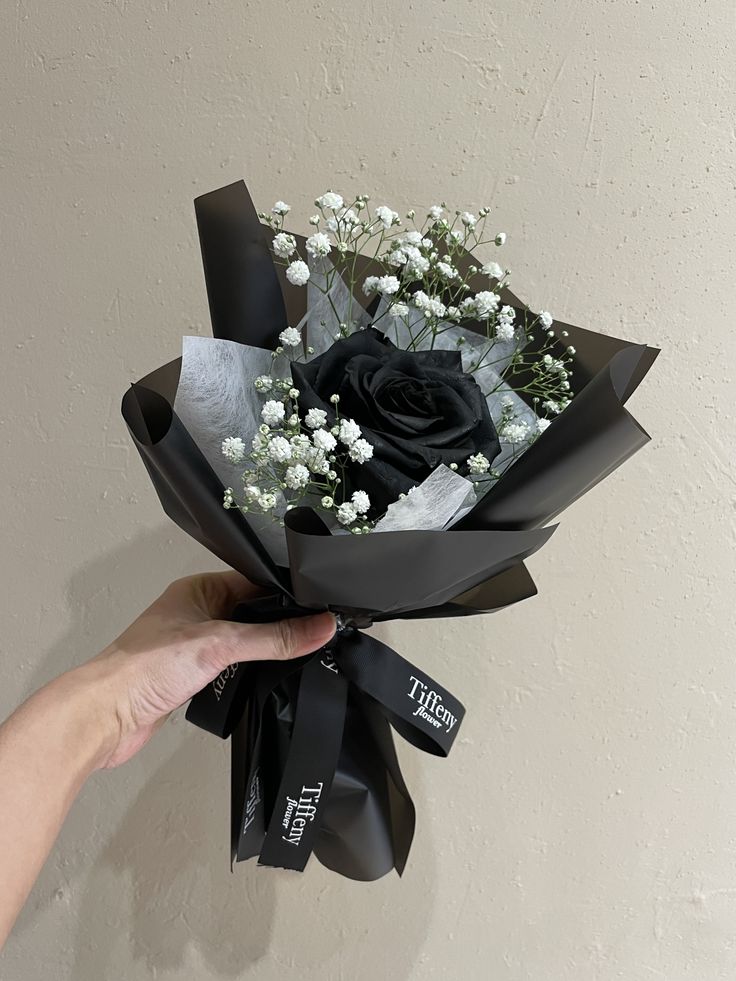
[1,1,734,978]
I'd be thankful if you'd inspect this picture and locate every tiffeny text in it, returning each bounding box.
[407,675,457,733]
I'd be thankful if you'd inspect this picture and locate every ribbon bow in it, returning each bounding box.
[186,597,464,878]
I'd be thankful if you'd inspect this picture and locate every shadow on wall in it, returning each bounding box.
[77,733,279,978]
[9,525,434,980]
[9,525,277,977]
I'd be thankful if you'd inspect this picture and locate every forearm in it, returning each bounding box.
[0,664,113,947]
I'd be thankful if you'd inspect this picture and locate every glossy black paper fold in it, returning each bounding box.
[122,370,289,595]
[283,506,554,614]
[316,690,417,880]
[455,344,653,531]
[195,180,289,347]
[123,178,658,881]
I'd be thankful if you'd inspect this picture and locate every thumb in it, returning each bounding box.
[209,611,337,667]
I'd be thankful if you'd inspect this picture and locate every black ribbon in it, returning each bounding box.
[257,651,348,870]
[186,599,465,874]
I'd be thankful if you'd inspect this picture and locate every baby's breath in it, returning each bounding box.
[228,188,578,528]
[223,374,377,531]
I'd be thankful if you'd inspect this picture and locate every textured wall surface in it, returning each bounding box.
[1,1,734,978]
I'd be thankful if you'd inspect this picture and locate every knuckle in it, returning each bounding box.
[175,620,206,647]
[160,575,196,605]
[188,622,233,674]
[194,574,226,613]
[194,642,223,676]
[167,574,195,594]
[273,617,297,660]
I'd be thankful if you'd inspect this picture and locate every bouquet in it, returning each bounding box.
[122,180,657,880]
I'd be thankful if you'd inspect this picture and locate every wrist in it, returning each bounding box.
[40,655,124,776]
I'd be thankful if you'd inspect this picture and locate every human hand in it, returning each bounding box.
[0,571,336,948]
[65,572,335,769]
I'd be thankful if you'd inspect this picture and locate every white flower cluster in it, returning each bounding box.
[388,302,409,318]
[336,416,373,464]
[363,275,401,297]
[221,436,246,464]
[272,232,296,258]
[222,376,376,532]
[496,305,516,342]
[482,261,504,280]
[460,291,500,320]
[436,260,459,281]
[285,260,310,287]
[501,420,530,444]
[261,399,286,427]
[374,205,399,229]
[413,290,446,319]
[255,188,577,511]
[335,489,372,527]
[385,231,433,281]
[467,452,491,475]
[316,191,344,210]
[263,190,526,360]
[279,326,302,348]
[306,232,331,258]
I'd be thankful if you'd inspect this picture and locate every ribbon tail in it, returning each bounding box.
[257,653,348,871]
[313,630,465,880]
[335,629,466,757]
[230,695,258,864]
[356,694,416,877]
[231,685,272,865]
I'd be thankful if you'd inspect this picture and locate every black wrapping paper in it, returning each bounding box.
[122,179,658,880]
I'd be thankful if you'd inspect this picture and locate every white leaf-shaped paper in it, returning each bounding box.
[373,465,478,533]
[173,336,289,565]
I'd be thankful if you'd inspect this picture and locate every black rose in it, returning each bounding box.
[291,328,500,512]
